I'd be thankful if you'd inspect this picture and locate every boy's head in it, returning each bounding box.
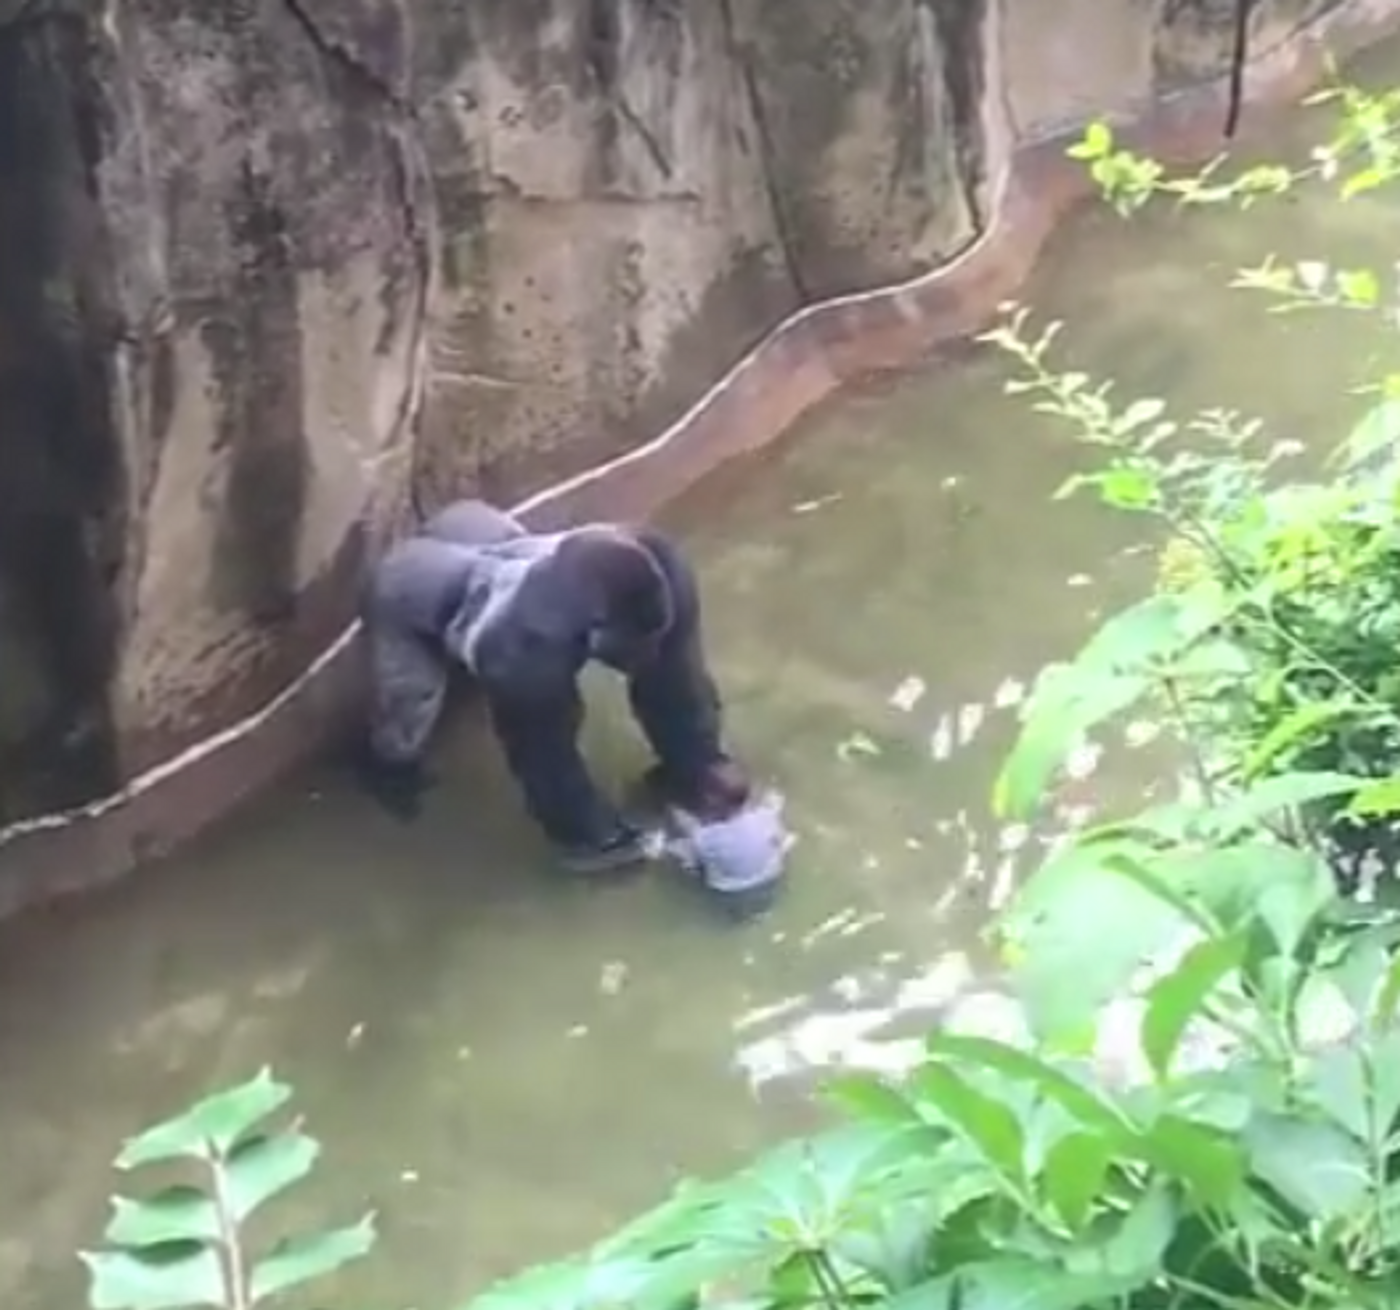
[689,758,752,822]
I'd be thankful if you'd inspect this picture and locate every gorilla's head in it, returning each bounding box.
[559,527,673,671]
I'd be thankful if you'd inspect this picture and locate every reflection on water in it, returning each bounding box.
[5,42,1400,1310]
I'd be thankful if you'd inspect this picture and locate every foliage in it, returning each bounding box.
[79,70,1400,1310]
[456,833,1400,1310]
[81,1070,374,1310]
[981,91,1400,889]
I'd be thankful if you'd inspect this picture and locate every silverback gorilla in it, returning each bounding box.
[355,499,752,873]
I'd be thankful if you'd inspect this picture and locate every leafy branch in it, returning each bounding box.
[81,1070,375,1310]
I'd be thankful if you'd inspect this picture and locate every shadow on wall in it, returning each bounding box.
[0,13,125,825]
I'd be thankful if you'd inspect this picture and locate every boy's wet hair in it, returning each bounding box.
[691,759,752,821]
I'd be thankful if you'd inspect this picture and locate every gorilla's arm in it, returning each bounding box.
[477,633,631,850]
[625,530,726,797]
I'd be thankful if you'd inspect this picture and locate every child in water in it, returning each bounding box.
[641,761,793,917]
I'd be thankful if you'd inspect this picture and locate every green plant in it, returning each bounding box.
[978,95,1400,889]
[446,759,1400,1310]
[81,1070,375,1310]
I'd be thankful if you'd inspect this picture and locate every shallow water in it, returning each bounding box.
[5,44,1400,1310]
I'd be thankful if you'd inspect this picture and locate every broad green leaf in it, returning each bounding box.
[883,1274,959,1310]
[103,1186,219,1247]
[467,1255,659,1310]
[1242,700,1364,779]
[1140,932,1247,1080]
[956,1258,1142,1310]
[923,1033,1134,1140]
[1205,770,1365,839]
[782,1123,933,1230]
[1309,1032,1400,1146]
[117,1070,291,1166]
[81,1241,224,1310]
[1375,950,1400,1031]
[1161,1072,1255,1132]
[1076,592,1225,673]
[597,1189,702,1256]
[1349,774,1400,818]
[767,1252,818,1305]
[249,1213,376,1303]
[664,1125,929,1273]
[223,1130,320,1221]
[1166,634,1252,681]
[1041,1131,1112,1230]
[596,1179,723,1262]
[831,1200,940,1292]
[1160,842,1333,959]
[908,1065,1025,1187]
[823,1074,923,1130]
[1068,121,1114,160]
[623,1247,754,1310]
[1244,1113,1371,1222]
[1336,396,1400,472]
[1004,839,1190,1041]
[993,671,1147,820]
[1100,850,1219,936]
[1066,1179,1177,1281]
[1341,166,1387,200]
[1251,848,1337,961]
[1087,466,1159,509]
[1329,928,1399,1023]
[996,590,1240,822]
[1309,1045,1370,1143]
[464,1258,593,1310]
[1135,1115,1244,1207]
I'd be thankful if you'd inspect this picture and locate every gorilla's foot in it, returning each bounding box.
[557,824,654,877]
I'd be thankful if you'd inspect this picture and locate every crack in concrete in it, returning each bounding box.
[272,0,437,534]
[1224,0,1258,137]
[615,88,675,180]
[930,0,988,233]
[716,0,810,304]
[277,0,410,113]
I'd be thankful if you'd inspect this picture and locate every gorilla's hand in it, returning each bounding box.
[352,746,436,823]
[643,757,752,821]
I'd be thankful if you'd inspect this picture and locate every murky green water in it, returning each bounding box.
[5,44,1400,1310]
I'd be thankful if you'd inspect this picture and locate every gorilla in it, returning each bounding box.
[356,499,751,873]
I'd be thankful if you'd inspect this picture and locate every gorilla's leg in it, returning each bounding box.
[484,675,648,872]
[359,620,451,820]
[420,499,526,548]
[626,531,744,811]
[366,620,451,765]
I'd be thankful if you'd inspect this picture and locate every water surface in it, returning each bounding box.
[3,44,1400,1310]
